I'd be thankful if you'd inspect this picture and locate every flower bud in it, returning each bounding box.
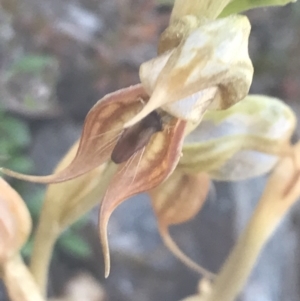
[0,178,31,262]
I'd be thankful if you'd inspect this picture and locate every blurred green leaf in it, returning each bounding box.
[220,0,295,17]
[9,55,56,75]
[7,156,33,173]
[26,190,45,218]
[21,237,34,258]
[0,117,31,147]
[155,0,173,4]
[59,230,92,258]
[0,111,32,174]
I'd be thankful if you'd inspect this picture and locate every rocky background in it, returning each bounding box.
[0,1,300,300]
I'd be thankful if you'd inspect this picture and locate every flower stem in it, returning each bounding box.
[29,162,117,296]
[2,254,45,301]
[171,0,232,22]
[203,155,300,301]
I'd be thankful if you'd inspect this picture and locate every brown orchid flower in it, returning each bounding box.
[0,11,292,277]
[1,90,296,284]
[0,12,281,280]
[1,84,188,277]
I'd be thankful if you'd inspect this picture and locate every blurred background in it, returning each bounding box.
[0,0,300,300]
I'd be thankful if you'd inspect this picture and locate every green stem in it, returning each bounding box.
[29,206,60,296]
[29,162,117,296]
[59,162,117,229]
[204,208,280,300]
[203,159,297,301]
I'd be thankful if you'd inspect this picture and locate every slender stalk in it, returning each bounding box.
[29,210,59,296]
[204,199,284,301]
[29,162,117,296]
[171,0,232,22]
[59,163,118,229]
[2,254,45,301]
[203,155,300,301]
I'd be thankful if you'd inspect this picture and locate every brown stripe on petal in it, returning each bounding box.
[1,84,148,183]
[99,118,187,277]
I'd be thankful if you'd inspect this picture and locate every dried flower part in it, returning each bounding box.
[0,178,31,262]
[99,118,187,277]
[125,15,253,127]
[179,95,296,180]
[149,170,214,277]
[1,84,147,183]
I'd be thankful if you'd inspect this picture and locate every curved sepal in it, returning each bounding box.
[149,170,213,277]
[99,119,186,277]
[1,85,147,183]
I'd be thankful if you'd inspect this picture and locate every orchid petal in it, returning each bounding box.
[1,85,147,183]
[150,170,214,277]
[99,118,186,277]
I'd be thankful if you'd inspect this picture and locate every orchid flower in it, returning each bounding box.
[1,85,295,280]
[0,0,296,288]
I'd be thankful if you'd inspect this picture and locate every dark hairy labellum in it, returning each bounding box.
[111,111,163,164]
